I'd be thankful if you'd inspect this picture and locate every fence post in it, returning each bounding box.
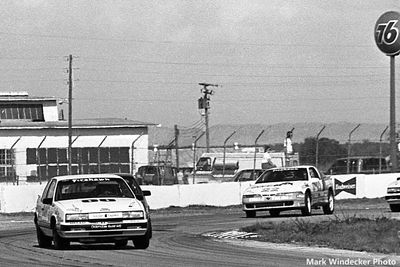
[98,136,108,174]
[315,125,326,168]
[379,126,389,173]
[131,133,144,175]
[347,124,361,174]
[10,137,21,185]
[253,130,265,179]
[37,136,47,185]
[192,132,205,184]
[222,131,236,178]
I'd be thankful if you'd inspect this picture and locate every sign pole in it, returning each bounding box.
[375,11,400,172]
[390,55,397,171]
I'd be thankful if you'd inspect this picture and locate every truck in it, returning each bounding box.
[192,151,299,183]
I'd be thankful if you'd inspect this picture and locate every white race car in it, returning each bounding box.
[385,177,400,212]
[34,174,151,250]
[242,166,335,217]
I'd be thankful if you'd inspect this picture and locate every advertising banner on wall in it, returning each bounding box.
[334,177,357,196]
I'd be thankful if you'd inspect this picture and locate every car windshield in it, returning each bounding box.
[255,168,308,184]
[55,177,134,201]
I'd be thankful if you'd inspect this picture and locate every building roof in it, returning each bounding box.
[0,92,58,102]
[0,118,156,129]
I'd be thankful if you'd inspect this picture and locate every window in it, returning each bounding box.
[309,168,320,179]
[0,104,44,121]
[196,157,212,171]
[45,180,57,199]
[256,168,308,184]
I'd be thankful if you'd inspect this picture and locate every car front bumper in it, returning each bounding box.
[58,219,148,240]
[242,196,305,211]
[385,193,400,205]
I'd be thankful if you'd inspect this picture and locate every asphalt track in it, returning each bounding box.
[1,205,400,267]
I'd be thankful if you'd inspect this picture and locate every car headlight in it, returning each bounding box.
[387,187,400,194]
[275,192,304,198]
[66,213,89,222]
[243,194,262,199]
[122,211,144,219]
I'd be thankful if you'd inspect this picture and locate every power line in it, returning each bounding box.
[0,31,375,48]
[80,68,385,78]
[79,56,387,69]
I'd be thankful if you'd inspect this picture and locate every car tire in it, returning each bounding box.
[269,210,280,217]
[53,228,69,250]
[245,210,256,218]
[132,231,150,249]
[390,204,400,212]
[323,190,335,215]
[147,219,153,239]
[115,240,128,248]
[301,192,312,216]
[35,222,52,248]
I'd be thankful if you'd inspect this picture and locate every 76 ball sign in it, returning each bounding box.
[375,11,400,56]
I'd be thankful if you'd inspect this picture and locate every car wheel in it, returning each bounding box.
[35,222,52,248]
[132,231,150,249]
[115,240,128,248]
[147,219,153,239]
[390,204,400,212]
[301,192,312,216]
[323,190,335,215]
[53,228,69,250]
[245,210,256,218]
[269,210,280,217]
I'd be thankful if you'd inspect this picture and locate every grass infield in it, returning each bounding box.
[241,214,400,254]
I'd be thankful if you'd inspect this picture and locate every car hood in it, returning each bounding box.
[246,181,308,194]
[57,198,143,213]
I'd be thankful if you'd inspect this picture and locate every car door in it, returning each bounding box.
[309,167,324,202]
[38,179,57,231]
[37,180,52,227]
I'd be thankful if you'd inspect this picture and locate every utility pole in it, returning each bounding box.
[68,55,73,174]
[174,124,179,173]
[198,83,218,152]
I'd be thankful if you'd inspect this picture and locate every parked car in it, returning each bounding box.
[242,165,335,218]
[114,173,152,238]
[385,178,400,212]
[327,156,389,175]
[34,174,151,250]
[233,169,264,182]
[135,165,178,185]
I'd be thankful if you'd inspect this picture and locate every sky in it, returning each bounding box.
[0,0,400,128]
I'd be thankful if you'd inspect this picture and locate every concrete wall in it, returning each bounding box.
[0,173,398,213]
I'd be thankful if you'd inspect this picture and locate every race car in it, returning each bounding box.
[242,165,335,217]
[385,177,400,212]
[34,174,151,250]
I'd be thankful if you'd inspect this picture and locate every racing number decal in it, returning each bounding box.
[376,20,399,45]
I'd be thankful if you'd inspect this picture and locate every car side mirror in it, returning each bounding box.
[143,190,151,197]
[42,197,53,205]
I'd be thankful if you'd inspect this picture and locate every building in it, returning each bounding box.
[0,92,154,183]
